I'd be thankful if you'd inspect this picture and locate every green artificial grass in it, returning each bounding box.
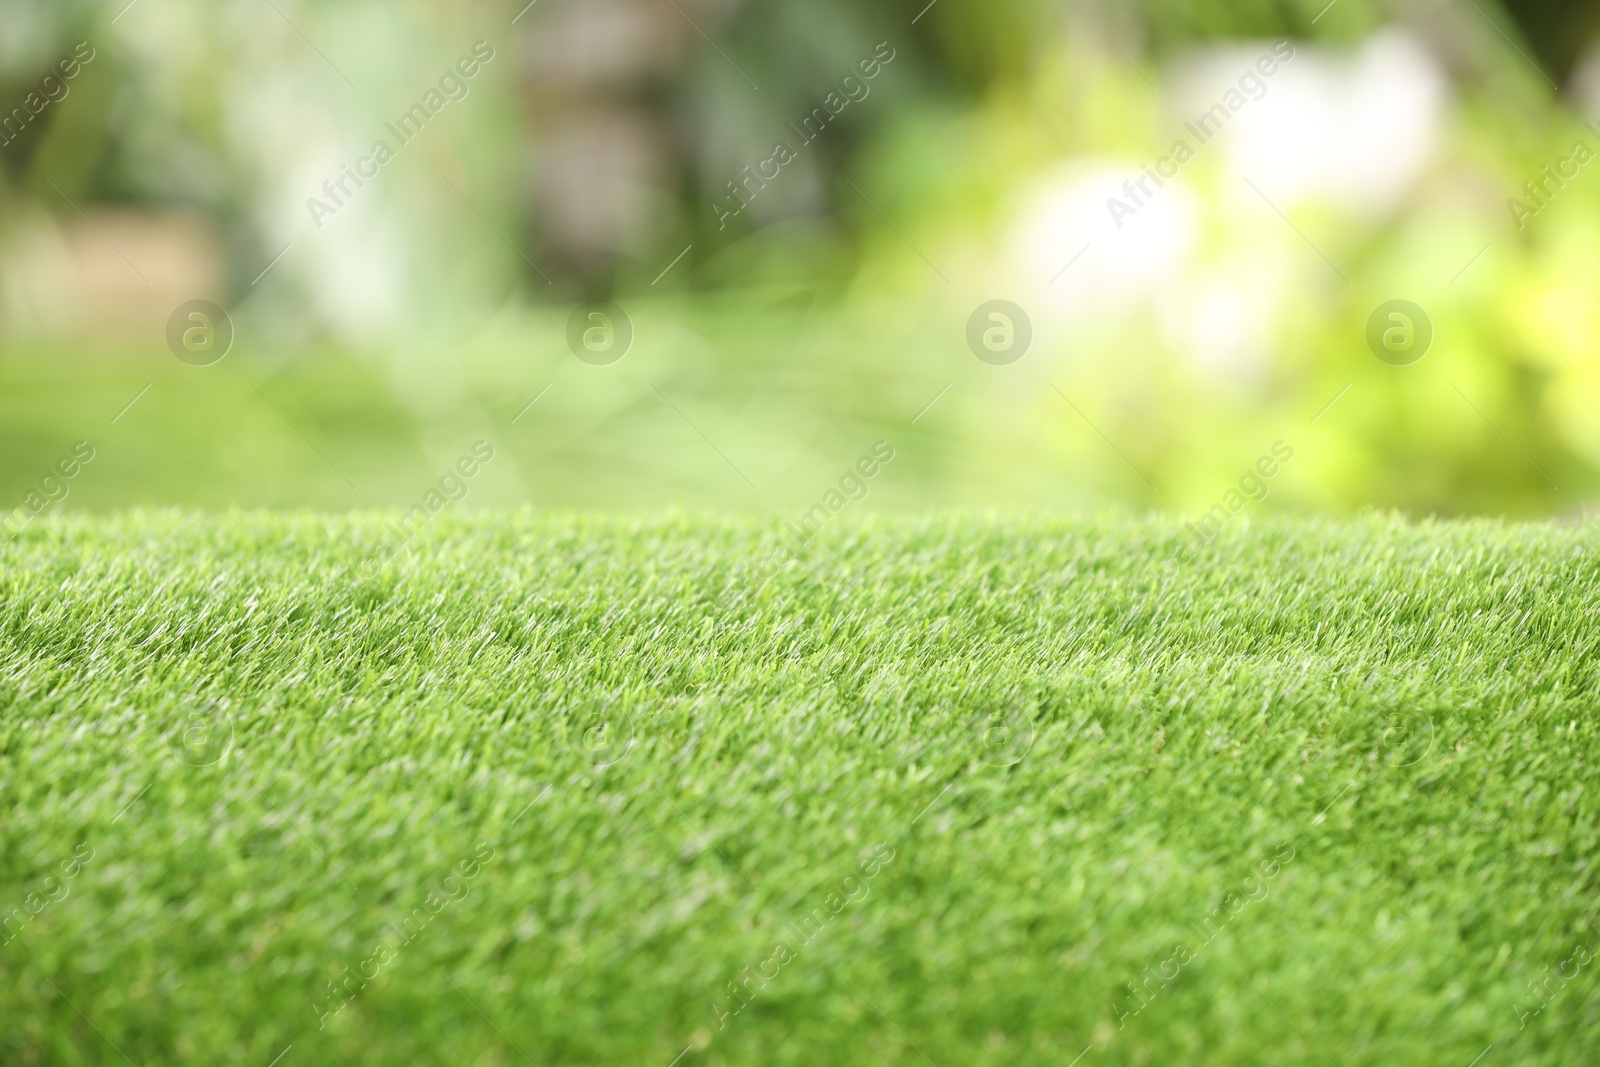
[3,511,1599,1066]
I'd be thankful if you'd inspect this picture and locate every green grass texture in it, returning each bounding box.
[3,511,1598,1066]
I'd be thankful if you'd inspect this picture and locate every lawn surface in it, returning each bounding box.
[3,512,1599,1066]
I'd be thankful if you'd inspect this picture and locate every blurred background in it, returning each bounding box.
[2,0,1598,518]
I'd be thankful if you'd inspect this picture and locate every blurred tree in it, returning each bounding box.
[1,0,1597,299]
[1500,0,1600,82]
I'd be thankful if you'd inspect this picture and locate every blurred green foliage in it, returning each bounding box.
[0,0,1597,518]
